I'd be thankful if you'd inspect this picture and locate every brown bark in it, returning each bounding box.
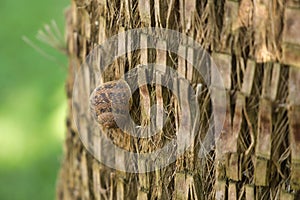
[57,0,300,199]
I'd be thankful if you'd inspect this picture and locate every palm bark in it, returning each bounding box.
[57,0,300,199]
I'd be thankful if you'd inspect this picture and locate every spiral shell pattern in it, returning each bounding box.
[90,80,131,128]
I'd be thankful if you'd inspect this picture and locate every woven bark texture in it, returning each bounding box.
[57,0,300,199]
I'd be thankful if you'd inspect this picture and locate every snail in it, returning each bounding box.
[90,79,132,129]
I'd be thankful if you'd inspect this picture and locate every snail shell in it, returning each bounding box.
[90,79,131,128]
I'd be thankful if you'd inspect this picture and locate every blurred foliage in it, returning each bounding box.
[0,0,69,199]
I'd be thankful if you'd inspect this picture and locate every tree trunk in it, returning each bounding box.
[57,0,300,199]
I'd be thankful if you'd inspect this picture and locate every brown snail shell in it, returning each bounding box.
[90,79,131,128]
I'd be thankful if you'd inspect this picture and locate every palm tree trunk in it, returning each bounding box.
[57,0,300,199]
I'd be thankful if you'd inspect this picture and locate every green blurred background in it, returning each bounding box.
[0,0,69,199]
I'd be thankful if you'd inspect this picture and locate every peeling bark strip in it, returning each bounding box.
[179,0,196,32]
[219,0,239,53]
[58,0,300,199]
[282,7,300,67]
[289,67,300,190]
[138,0,151,26]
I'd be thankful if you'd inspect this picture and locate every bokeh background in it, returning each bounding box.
[0,0,69,199]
